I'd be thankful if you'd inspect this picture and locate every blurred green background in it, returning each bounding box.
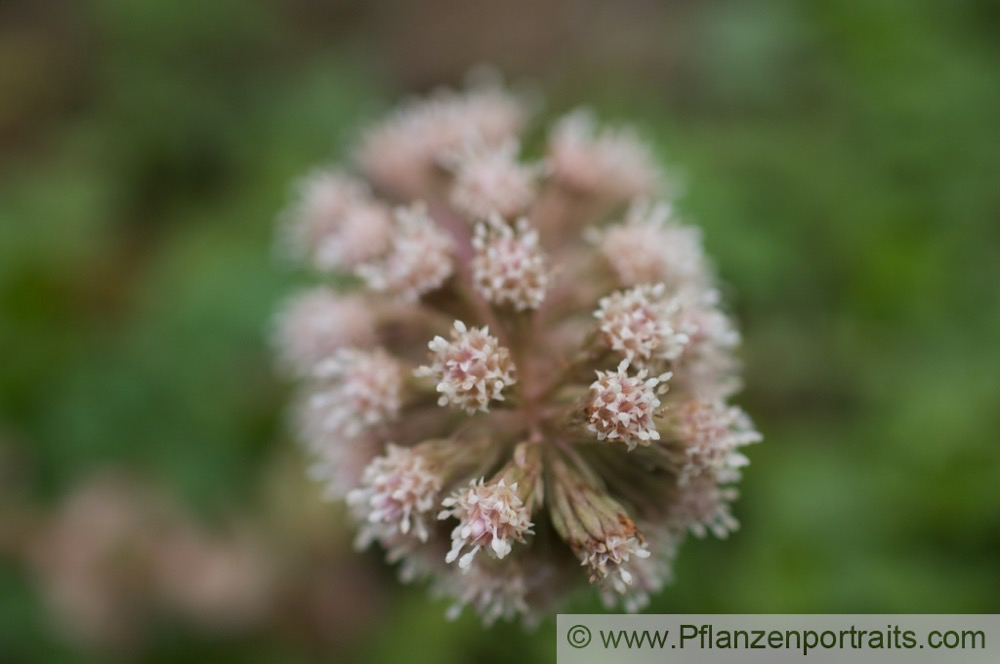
[1,0,998,662]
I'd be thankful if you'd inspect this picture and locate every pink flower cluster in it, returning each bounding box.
[273,75,760,625]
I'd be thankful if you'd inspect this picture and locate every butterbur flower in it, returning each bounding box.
[415,320,516,414]
[281,170,393,273]
[437,558,530,626]
[308,348,402,437]
[279,170,370,265]
[347,437,492,551]
[439,444,541,568]
[599,524,678,613]
[471,215,549,311]
[598,200,710,289]
[671,399,761,485]
[440,478,533,567]
[672,287,743,399]
[448,140,539,220]
[594,283,691,364]
[273,288,375,376]
[356,79,526,199]
[547,455,650,590]
[348,443,444,546]
[585,360,671,450]
[356,203,454,301]
[548,109,664,203]
[274,75,760,625]
[672,473,741,539]
[303,431,381,501]
[312,200,394,273]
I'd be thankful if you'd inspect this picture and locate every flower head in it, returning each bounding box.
[599,200,709,288]
[273,288,376,375]
[594,283,691,364]
[672,287,743,399]
[355,203,454,302]
[672,473,741,539]
[471,216,548,311]
[439,477,534,568]
[303,432,381,501]
[672,400,761,485]
[599,525,678,613]
[312,200,394,272]
[586,360,671,450]
[279,170,370,264]
[356,82,527,198]
[548,109,663,202]
[348,444,443,547]
[449,140,539,220]
[583,533,651,588]
[437,558,530,626]
[415,321,516,414]
[309,348,402,438]
[548,456,653,596]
